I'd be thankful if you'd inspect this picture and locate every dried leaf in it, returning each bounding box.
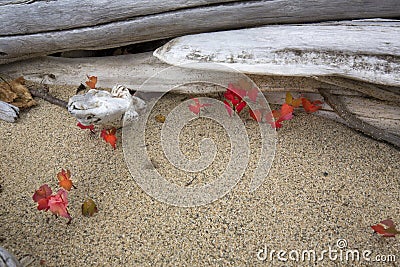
[47,189,71,219]
[285,92,302,108]
[82,199,98,217]
[371,219,400,237]
[155,114,166,123]
[85,75,97,89]
[301,97,322,113]
[57,169,74,191]
[0,76,36,108]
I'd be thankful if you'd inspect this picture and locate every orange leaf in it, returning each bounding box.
[280,103,294,117]
[85,75,97,89]
[301,97,322,113]
[101,128,117,149]
[57,169,74,191]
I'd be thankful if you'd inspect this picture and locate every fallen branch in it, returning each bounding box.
[28,85,67,109]
[318,88,400,148]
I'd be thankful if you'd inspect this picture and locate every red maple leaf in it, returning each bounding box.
[223,85,247,116]
[101,128,117,149]
[32,184,52,211]
[371,219,400,237]
[247,88,259,102]
[265,103,294,128]
[188,98,211,115]
[47,189,71,220]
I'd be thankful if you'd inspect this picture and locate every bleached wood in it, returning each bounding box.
[1,1,400,63]
[153,20,400,87]
[0,53,398,135]
[0,100,19,122]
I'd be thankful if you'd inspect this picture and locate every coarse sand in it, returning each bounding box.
[0,84,399,266]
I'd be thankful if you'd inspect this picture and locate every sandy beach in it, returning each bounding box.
[0,83,399,266]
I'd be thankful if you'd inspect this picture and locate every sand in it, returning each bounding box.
[0,83,399,266]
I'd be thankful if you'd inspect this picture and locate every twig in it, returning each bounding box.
[28,85,67,109]
[318,88,400,148]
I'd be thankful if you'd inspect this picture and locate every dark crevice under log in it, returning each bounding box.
[318,88,400,148]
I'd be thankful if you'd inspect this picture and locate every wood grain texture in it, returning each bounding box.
[1,0,400,63]
[153,20,400,87]
[0,53,398,134]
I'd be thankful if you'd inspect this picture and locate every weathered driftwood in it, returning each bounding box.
[0,100,19,122]
[153,19,400,87]
[0,52,398,139]
[1,0,400,63]
[319,88,400,147]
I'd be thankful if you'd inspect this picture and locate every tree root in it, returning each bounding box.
[318,88,400,148]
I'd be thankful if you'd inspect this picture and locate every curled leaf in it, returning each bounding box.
[33,184,52,211]
[77,122,95,133]
[285,92,302,108]
[85,75,97,89]
[82,199,98,217]
[301,97,322,113]
[47,189,71,219]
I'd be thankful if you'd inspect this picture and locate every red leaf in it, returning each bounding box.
[33,184,52,211]
[77,122,95,133]
[48,189,71,219]
[224,100,233,117]
[85,75,97,89]
[188,104,201,115]
[57,169,74,191]
[371,219,400,237]
[247,88,259,102]
[227,83,247,99]
[301,97,322,113]
[280,103,294,117]
[101,128,117,149]
[188,98,211,115]
[249,109,262,122]
[235,101,247,114]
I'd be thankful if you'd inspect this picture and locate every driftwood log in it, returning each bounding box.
[1,52,399,142]
[1,1,399,146]
[1,0,400,63]
[153,19,400,87]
